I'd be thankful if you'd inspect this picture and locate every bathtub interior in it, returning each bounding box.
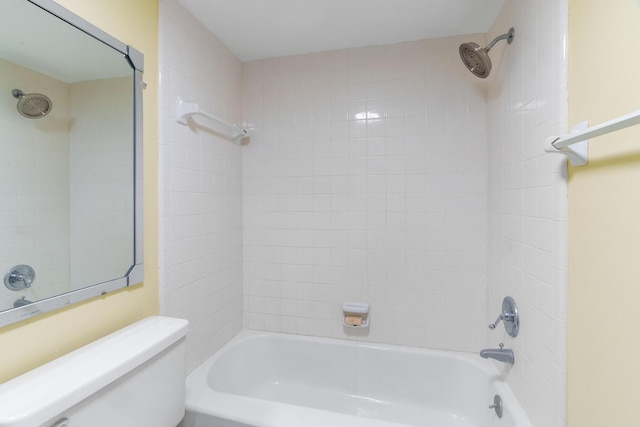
[189,331,527,427]
[180,412,252,427]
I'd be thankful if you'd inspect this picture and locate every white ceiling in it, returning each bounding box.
[177,0,505,62]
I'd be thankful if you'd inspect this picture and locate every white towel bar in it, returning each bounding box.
[176,97,249,143]
[545,110,640,166]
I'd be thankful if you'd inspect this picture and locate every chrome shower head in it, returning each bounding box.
[12,88,52,119]
[459,27,514,79]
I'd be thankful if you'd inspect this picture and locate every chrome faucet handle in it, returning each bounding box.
[4,265,35,291]
[488,313,504,330]
[488,395,503,418]
[11,273,29,287]
[488,296,520,337]
[488,311,513,329]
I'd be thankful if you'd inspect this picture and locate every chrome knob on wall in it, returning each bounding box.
[489,395,503,418]
[489,312,513,329]
[488,296,519,337]
[4,265,35,291]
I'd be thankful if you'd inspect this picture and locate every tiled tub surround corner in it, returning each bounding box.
[158,0,244,373]
[242,36,489,352]
[487,0,569,426]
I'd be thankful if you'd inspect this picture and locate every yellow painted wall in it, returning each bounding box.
[567,0,640,425]
[0,0,159,383]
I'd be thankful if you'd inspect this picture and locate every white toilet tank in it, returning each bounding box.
[0,316,189,427]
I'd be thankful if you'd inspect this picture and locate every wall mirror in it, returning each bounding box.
[0,0,144,327]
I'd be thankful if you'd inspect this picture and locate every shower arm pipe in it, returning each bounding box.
[544,109,640,166]
[485,30,513,51]
[176,97,249,143]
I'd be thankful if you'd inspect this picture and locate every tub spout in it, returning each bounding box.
[13,296,33,308]
[480,344,514,364]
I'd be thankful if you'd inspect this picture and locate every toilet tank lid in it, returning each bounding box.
[0,316,189,427]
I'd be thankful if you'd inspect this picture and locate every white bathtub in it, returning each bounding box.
[180,330,532,427]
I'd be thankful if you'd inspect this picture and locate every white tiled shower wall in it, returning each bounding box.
[158,0,244,372]
[158,1,570,424]
[487,0,568,426]
[242,36,489,351]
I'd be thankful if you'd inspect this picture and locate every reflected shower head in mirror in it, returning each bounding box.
[12,88,52,119]
[459,27,514,79]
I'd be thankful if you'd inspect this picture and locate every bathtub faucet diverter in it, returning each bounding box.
[480,343,514,364]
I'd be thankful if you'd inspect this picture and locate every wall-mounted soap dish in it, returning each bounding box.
[343,302,369,328]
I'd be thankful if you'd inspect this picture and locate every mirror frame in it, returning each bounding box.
[0,0,144,327]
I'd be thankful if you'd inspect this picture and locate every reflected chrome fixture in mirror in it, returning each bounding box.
[459,27,515,78]
[488,296,519,337]
[12,88,52,118]
[0,0,144,327]
[4,265,35,291]
[13,296,33,308]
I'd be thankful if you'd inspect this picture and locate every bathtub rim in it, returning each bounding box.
[184,329,533,427]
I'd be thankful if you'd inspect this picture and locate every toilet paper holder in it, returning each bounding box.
[342,302,369,328]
